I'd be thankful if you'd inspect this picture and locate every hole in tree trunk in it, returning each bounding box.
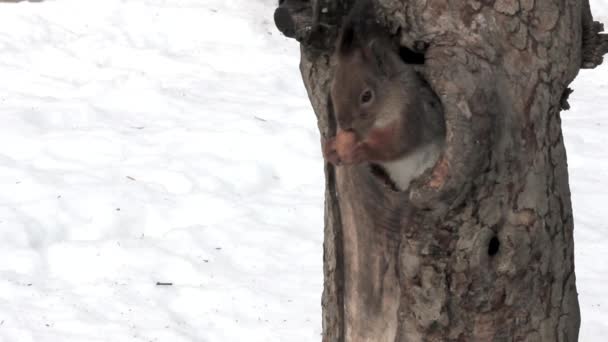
[399,46,425,65]
[488,236,500,256]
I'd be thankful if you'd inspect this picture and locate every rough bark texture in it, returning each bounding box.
[275,0,608,341]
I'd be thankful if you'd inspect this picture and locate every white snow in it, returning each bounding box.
[566,2,608,339]
[0,1,323,341]
[0,0,605,341]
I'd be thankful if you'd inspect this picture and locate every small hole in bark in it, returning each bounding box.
[488,236,500,256]
[278,0,286,5]
[399,46,425,65]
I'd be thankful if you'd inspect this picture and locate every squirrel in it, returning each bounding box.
[322,1,445,191]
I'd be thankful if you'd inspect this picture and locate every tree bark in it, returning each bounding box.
[275,0,608,341]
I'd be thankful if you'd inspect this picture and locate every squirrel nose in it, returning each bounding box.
[336,128,355,137]
[337,126,355,135]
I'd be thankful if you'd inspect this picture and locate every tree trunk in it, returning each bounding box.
[275,0,608,341]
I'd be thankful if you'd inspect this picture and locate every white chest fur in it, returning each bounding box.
[378,141,442,191]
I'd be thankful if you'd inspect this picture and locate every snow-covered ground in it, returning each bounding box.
[566,2,608,340]
[0,0,605,341]
[0,1,323,341]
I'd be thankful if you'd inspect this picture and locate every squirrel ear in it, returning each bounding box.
[363,38,396,76]
[336,0,375,55]
[337,24,358,55]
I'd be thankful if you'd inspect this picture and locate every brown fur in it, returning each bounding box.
[322,5,445,188]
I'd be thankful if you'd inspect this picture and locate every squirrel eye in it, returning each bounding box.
[360,89,374,104]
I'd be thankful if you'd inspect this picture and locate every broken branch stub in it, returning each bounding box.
[274,0,352,51]
[582,0,608,68]
[274,0,314,42]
